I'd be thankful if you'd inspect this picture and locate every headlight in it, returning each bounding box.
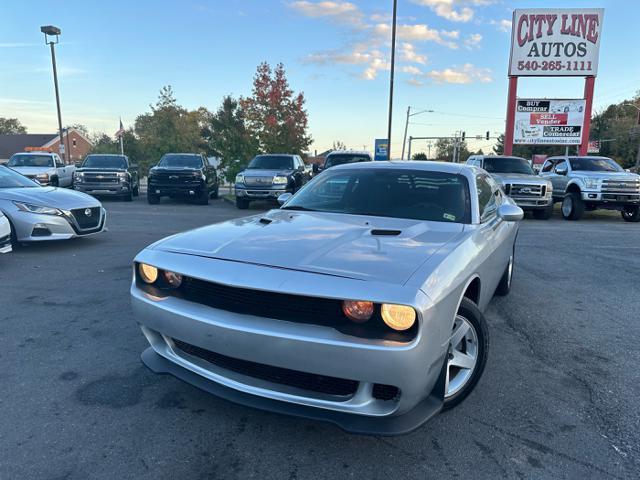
[342,300,374,323]
[381,304,416,331]
[13,201,63,216]
[273,176,288,185]
[138,263,159,284]
[163,270,183,288]
[582,177,599,189]
[117,172,129,180]
[36,173,50,181]
[235,173,245,184]
[74,172,84,180]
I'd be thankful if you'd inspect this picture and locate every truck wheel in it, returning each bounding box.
[442,297,489,410]
[133,185,139,197]
[50,177,59,187]
[533,205,553,220]
[236,197,250,210]
[621,205,640,222]
[210,184,219,199]
[197,189,209,205]
[124,190,133,202]
[561,192,584,220]
[495,251,514,296]
[147,193,160,205]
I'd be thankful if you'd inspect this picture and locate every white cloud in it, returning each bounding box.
[425,63,492,84]
[374,23,459,49]
[407,78,425,87]
[304,44,389,80]
[412,0,474,22]
[401,65,423,75]
[490,19,512,32]
[400,43,427,65]
[289,1,358,17]
[464,33,482,49]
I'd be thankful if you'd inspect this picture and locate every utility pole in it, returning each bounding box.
[386,0,398,160]
[401,107,434,160]
[40,26,67,163]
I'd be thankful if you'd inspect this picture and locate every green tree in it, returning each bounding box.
[65,123,89,137]
[241,62,312,155]
[204,96,257,182]
[0,117,27,134]
[134,86,207,173]
[590,94,640,168]
[435,138,470,162]
[89,129,143,166]
[412,152,428,160]
[332,140,347,151]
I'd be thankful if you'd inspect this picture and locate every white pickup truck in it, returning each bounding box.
[6,151,75,187]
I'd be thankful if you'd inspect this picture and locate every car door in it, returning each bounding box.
[126,158,139,188]
[54,155,70,186]
[550,159,569,195]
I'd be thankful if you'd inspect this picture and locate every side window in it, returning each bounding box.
[477,174,498,221]
[553,160,567,174]
[54,156,64,168]
[541,160,555,173]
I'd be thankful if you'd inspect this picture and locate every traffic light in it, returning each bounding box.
[461,131,466,141]
[486,131,490,140]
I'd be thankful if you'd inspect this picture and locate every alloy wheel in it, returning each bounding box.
[562,196,573,217]
[445,315,479,398]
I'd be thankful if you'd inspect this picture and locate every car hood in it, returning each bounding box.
[243,169,294,177]
[0,187,101,209]
[8,166,56,175]
[153,210,464,285]
[490,172,549,185]
[572,171,640,180]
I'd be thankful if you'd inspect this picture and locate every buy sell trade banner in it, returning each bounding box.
[513,99,586,145]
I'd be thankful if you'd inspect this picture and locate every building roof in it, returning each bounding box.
[0,133,57,159]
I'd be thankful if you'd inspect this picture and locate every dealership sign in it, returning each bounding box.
[374,138,388,160]
[509,8,604,77]
[514,99,586,145]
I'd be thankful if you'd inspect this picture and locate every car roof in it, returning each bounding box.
[326,150,370,156]
[86,153,126,157]
[162,153,201,156]
[330,160,465,174]
[546,155,612,160]
[12,151,55,156]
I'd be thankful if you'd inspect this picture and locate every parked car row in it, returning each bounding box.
[467,154,640,222]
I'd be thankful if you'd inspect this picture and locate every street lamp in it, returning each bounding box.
[386,0,398,160]
[40,25,70,163]
[401,107,434,160]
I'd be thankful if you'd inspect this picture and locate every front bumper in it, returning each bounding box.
[235,184,290,200]
[10,207,106,242]
[75,182,131,195]
[130,251,448,434]
[581,191,640,205]
[148,181,206,197]
[512,196,553,210]
[0,216,11,253]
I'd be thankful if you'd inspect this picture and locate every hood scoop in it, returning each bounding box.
[370,229,402,236]
[258,217,273,225]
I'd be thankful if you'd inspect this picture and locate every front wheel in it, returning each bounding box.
[210,184,219,199]
[133,185,139,197]
[561,191,584,220]
[197,189,209,205]
[442,298,489,410]
[236,197,250,210]
[621,205,640,222]
[123,190,133,202]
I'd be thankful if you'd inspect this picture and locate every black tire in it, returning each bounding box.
[236,197,250,210]
[621,205,640,222]
[197,188,209,205]
[147,193,160,205]
[533,205,553,220]
[210,184,219,199]
[133,185,139,197]
[442,297,489,410]
[50,176,59,187]
[561,191,584,220]
[123,190,133,202]
[495,251,514,296]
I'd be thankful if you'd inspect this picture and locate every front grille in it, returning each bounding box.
[151,172,200,184]
[507,183,544,197]
[372,384,400,401]
[244,176,274,187]
[180,277,345,327]
[601,179,640,194]
[70,207,101,229]
[84,173,119,183]
[172,339,359,397]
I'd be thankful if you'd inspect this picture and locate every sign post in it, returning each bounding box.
[374,139,389,161]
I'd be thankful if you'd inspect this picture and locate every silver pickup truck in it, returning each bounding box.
[6,151,75,187]
[539,156,640,222]
[467,155,554,219]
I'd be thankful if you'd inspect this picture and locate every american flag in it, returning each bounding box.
[115,118,124,138]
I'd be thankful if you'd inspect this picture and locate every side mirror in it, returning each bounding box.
[497,203,524,222]
[312,164,321,174]
[555,166,568,176]
[75,162,83,168]
[625,168,631,173]
[277,193,293,206]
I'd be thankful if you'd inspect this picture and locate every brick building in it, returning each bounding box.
[0,129,92,164]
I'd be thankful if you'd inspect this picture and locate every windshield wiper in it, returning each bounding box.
[281,205,317,212]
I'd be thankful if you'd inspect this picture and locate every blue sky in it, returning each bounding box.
[1,0,637,156]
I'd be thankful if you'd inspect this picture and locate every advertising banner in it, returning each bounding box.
[509,8,604,77]
[374,139,388,160]
[514,99,586,145]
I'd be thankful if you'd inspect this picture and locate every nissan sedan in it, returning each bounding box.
[131,161,523,434]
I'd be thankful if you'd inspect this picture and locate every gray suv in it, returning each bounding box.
[467,155,553,219]
[539,156,640,222]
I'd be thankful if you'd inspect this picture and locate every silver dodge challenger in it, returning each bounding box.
[131,161,523,434]
[0,165,106,246]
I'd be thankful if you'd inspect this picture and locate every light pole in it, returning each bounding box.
[401,107,434,159]
[622,103,640,169]
[40,25,69,163]
[386,0,398,160]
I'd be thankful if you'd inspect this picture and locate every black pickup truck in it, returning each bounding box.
[147,153,218,205]
[74,154,139,201]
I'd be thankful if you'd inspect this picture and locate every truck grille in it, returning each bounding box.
[70,207,101,229]
[172,338,359,397]
[243,176,274,187]
[151,172,200,184]
[601,179,640,194]
[84,173,119,183]
[505,183,545,198]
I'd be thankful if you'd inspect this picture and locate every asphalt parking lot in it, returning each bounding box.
[1,197,639,479]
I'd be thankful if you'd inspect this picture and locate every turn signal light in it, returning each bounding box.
[163,270,183,288]
[381,304,416,331]
[342,300,374,323]
[138,263,158,284]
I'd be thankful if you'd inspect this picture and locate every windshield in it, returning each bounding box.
[283,168,470,223]
[0,166,39,188]
[569,157,623,172]
[483,157,534,175]
[324,154,371,169]
[158,154,203,168]
[248,155,294,170]
[82,155,127,169]
[7,154,54,168]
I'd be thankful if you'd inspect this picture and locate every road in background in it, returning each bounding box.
[1,197,638,479]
